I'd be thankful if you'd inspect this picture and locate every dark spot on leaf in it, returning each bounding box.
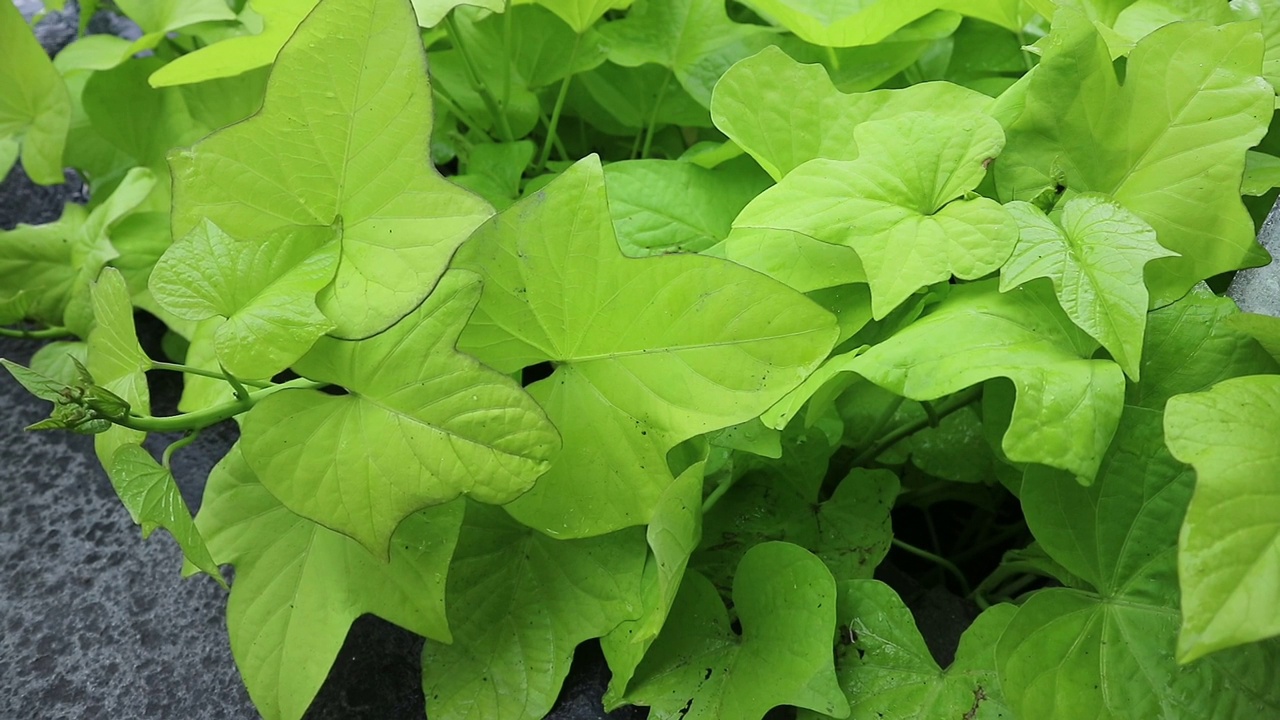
[703,667,712,680]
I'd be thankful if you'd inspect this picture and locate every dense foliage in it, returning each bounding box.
[4,0,1280,718]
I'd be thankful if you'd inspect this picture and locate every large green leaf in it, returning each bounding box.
[603,158,771,257]
[150,220,340,379]
[622,543,850,719]
[516,0,632,33]
[799,580,1015,720]
[735,0,944,48]
[733,111,1017,318]
[996,9,1273,305]
[0,167,154,332]
[116,0,236,36]
[711,46,991,181]
[598,0,776,106]
[999,406,1280,718]
[1165,376,1280,661]
[105,444,222,585]
[601,461,705,706]
[695,468,897,594]
[169,0,492,339]
[149,0,316,87]
[196,445,464,720]
[850,279,1124,482]
[1001,194,1176,379]
[240,271,560,555]
[1225,311,1280,362]
[1126,285,1280,410]
[419,502,646,720]
[87,268,152,466]
[0,0,71,184]
[83,59,206,174]
[453,156,838,537]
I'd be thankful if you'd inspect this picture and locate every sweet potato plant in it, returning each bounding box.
[4,0,1280,718]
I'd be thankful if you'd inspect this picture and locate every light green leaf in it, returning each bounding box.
[170,0,492,339]
[240,271,559,555]
[1127,285,1280,410]
[148,0,319,87]
[0,0,71,184]
[150,220,339,379]
[1165,376,1280,661]
[799,580,1015,720]
[850,280,1124,482]
[176,318,239,413]
[454,157,838,537]
[1109,0,1246,56]
[0,358,71,403]
[1000,194,1176,379]
[996,10,1273,305]
[83,59,205,171]
[104,0,238,63]
[439,6,609,91]
[598,0,776,106]
[1224,311,1280,361]
[197,445,464,720]
[420,502,646,720]
[695,469,897,594]
[411,0,505,27]
[999,406,1280,719]
[601,461,705,706]
[177,68,270,132]
[88,268,152,465]
[939,0,1038,31]
[0,167,154,331]
[734,111,1017,318]
[603,158,772,257]
[705,228,867,294]
[452,141,536,210]
[52,35,136,73]
[1244,151,1280,196]
[711,46,992,181]
[623,543,850,720]
[115,0,236,36]
[106,444,223,585]
[516,0,632,33]
[736,0,944,47]
[28,340,89,385]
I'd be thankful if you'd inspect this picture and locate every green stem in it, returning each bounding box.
[432,88,495,142]
[536,34,581,173]
[149,361,271,388]
[0,325,73,339]
[116,377,322,433]
[640,72,672,160]
[701,474,738,514]
[445,14,514,142]
[162,430,200,469]
[849,386,982,468]
[1015,30,1036,72]
[538,111,570,163]
[892,538,972,596]
[824,44,841,71]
